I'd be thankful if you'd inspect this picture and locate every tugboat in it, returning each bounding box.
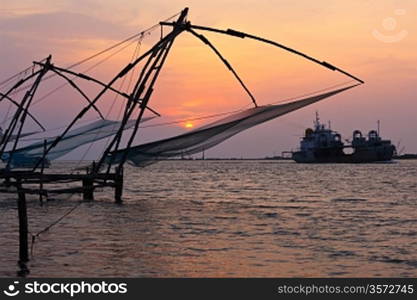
[291,113,396,163]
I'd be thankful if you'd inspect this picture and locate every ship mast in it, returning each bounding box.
[314,111,320,130]
[377,120,380,136]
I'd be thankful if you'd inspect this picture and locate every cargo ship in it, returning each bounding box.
[290,113,396,163]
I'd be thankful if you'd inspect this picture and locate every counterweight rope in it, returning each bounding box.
[30,194,81,258]
[137,80,356,129]
[11,11,183,259]
[71,37,145,173]
[5,11,181,97]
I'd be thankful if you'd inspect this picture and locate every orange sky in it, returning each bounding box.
[0,0,416,158]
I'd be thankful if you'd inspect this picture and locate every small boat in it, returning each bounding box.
[290,113,396,163]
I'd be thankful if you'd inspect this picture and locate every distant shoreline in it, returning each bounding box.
[393,154,417,160]
[54,155,417,163]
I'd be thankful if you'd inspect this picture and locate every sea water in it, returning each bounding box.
[0,160,416,277]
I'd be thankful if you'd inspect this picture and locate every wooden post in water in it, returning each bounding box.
[4,176,11,187]
[115,166,123,204]
[82,177,94,201]
[16,178,29,270]
[82,166,94,201]
[39,139,47,205]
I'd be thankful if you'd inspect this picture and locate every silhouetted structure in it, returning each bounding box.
[0,8,363,275]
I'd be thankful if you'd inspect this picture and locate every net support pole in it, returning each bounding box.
[16,178,30,276]
[96,8,189,173]
[187,28,258,107]
[115,9,189,171]
[82,174,94,201]
[3,56,52,169]
[39,139,47,205]
[31,27,178,171]
[159,22,364,84]
[114,166,124,204]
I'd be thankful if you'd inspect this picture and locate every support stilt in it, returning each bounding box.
[115,166,123,204]
[16,178,29,276]
[82,178,94,201]
[4,176,11,187]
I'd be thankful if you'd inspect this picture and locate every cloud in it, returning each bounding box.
[1,0,417,157]
[0,11,132,40]
[0,10,141,77]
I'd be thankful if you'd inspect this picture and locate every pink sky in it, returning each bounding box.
[0,0,416,158]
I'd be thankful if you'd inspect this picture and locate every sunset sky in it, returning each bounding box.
[0,0,416,158]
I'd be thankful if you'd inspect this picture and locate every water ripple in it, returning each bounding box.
[1,160,417,277]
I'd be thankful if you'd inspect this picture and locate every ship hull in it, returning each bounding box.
[292,145,395,163]
[290,113,396,164]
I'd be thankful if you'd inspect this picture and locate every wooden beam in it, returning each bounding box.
[16,179,29,272]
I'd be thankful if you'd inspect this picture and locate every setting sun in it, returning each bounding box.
[184,122,194,129]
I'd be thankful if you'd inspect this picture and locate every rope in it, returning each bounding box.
[30,194,81,258]
[1,102,13,126]
[71,36,145,172]
[0,66,32,87]
[97,38,144,158]
[65,11,180,71]
[0,38,140,127]
[2,8,355,170]
[32,118,98,134]
[7,11,181,97]
[7,10,183,260]
[269,80,356,105]
[32,37,142,108]
[0,57,47,88]
[137,80,356,129]
[139,110,246,128]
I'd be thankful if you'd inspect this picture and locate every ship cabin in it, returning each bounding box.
[352,129,393,149]
[299,114,343,151]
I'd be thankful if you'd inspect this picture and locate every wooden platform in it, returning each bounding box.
[0,166,125,277]
[0,168,124,201]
